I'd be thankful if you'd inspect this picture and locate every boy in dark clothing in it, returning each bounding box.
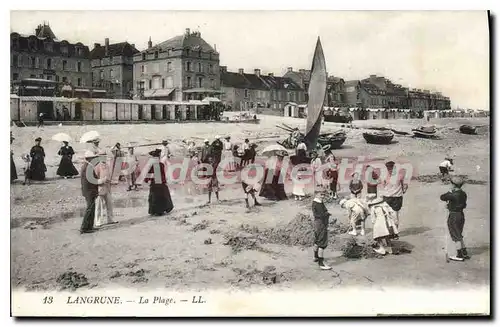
[312,190,337,270]
[440,176,469,261]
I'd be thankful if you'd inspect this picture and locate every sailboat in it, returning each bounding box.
[279,37,346,155]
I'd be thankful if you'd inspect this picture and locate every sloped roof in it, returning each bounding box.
[36,24,56,39]
[327,76,344,83]
[220,72,268,90]
[90,42,139,59]
[361,82,385,95]
[149,33,216,53]
[260,75,303,90]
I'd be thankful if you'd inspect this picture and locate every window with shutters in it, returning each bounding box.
[244,89,249,98]
[198,63,202,73]
[153,76,160,89]
[46,58,52,69]
[162,78,165,88]
[198,77,203,88]
[62,60,67,71]
[35,57,40,68]
[142,53,146,60]
[30,56,36,68]
[77,61,82,72]
[149,80,152,89]
[55,75,59,82]
[77,78,81,86]
[12,54,18,67]
[167,62,172,72]
[154,51,158,59]
[100,70,104,79]
[209,64,213,73]
[186,62,191,72]
[110,69,114,79]
[187,77,192,88]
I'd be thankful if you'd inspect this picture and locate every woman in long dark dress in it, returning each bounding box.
[259,152,288,201]
[145,149,174,216]
[57,141,79,178]
[28,137,46,181]
[10,132,17,183]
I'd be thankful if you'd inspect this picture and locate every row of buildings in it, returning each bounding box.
[10,23,451,113]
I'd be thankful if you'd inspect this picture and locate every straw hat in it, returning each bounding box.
[204,139,209,143]
[450,176,464,188]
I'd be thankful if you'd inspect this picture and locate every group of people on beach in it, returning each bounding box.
[11,131,470,266]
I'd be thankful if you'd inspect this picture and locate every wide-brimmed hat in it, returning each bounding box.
[149,148,162,157]
[204,139,209,143]
[450,176,464,188]
[35,137,42,142]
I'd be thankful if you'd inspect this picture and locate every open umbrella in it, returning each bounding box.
[51,132,72,142]
[261,144,288,157]
[80,131,100,144]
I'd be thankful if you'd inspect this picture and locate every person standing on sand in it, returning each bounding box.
[211,135,224,168]
[325,149,339,199]
[80,151,99,234]
[111,143,125,183]
[366,165,380,197]
[145,149,174,216]
[206,156,220,204]
[440,176,470,261]
[94,150,117,227]
[368,194,399,255]
[11,132,17,183]
[312,190,336,270]
[37,112,44,128]
[222,136,235,172]
[200,139,211,164]
[125,144,139,191]
[382,161,408,230]
[27,137,46,181]
[349,172,363,198]
[56,141,79,178]
[311,151,323,188]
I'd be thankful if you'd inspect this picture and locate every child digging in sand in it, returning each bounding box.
[312,190,337,270]
[339,197,369,236]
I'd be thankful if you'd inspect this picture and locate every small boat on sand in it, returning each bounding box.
[412,125,437,139]
[363,130,395,144]
[459,125,477,135]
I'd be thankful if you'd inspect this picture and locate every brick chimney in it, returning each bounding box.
[94,43,101,48]
[105,38,109,56]
[238,68,244,74]
[147,36,152,49]
[287,67,293,72]
[254,69,261,77]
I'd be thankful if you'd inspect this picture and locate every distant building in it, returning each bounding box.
[10,23,91,91]
[90,38,139,98]
[220,67,304,111]
[361,75,408,108]
[283,68,345,106]
[133,28,222,101]
[344,80,387,108]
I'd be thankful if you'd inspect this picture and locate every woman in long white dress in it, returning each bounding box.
[94,151,117,227]
[368,195,399,255]
[222,136,235,172]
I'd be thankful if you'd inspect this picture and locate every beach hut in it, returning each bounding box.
[284,102,299,117]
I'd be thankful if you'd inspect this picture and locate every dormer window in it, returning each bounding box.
[154,51,158,59]
[45,42,53,52]
[142,53,146,61]
[61,46,68,55]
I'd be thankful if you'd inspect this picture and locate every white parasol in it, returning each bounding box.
[51,132,72,142]
[80,131,100,144]
[261,144,288,157]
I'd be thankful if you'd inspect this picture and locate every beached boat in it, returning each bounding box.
[459,124,477,135]
[412,125,437,138]
[363,130,395,144]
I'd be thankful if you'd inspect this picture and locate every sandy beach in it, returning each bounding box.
[10,115,490,292]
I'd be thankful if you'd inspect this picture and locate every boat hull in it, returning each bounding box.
[459,125,477,135]
[363,133,394,144]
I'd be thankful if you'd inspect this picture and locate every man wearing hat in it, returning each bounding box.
[440,176,469,261]
[80,151,99,233]
[382,161,408,229]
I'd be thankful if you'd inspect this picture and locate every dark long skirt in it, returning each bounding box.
[80,195,97,232]
[11,155,17,182]
[57,156,79,177]
[28,158,46,181]
[259,171,288,201]
[148,184,174,216]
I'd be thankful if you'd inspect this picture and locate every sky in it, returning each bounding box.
[10,11,489,109]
